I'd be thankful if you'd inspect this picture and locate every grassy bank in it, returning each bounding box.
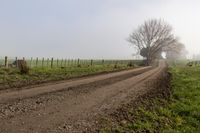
[102,66,200,133]
[0,64,133,90]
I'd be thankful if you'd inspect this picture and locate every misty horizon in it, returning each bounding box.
[1,0,200,59]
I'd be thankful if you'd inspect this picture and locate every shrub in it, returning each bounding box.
[127,62,135,67]
[17,60,29,74]
[114,64,118,68]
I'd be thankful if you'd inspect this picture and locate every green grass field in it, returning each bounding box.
[129,67,200,133]
[0,64,136,89]
[102,65,200,133]
[0,57,144,90]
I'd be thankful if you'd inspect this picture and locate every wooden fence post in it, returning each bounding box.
[90,59,93,66]
[64,59,67,67]
[77,59,80,66]
[74,59,76,66]
[71,59,74,66]
[115,61,118,67]
[36,57,38,67]
[51,58,54,68]
[56,59,59,67]
[15,57,18,68]
[47,58,49,67]
[5,56,8,68]
[30,57,33,68]
[102,59,104,65]
[42,57,44,68]
[68,59,70,67]
[61,59,63,67]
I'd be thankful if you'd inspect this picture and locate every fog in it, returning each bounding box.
[0,0,200,59]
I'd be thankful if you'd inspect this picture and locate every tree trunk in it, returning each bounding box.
[146,57,150,66]
[146,48,151,66]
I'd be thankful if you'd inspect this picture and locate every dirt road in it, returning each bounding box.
[0,61,166,133]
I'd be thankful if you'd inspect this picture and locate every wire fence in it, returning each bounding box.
[186,60,200,67]
[0,56,144,68]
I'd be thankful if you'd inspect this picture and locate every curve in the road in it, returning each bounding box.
[0,61,167,133]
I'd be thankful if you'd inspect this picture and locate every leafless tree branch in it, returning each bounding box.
[127,19,181,65]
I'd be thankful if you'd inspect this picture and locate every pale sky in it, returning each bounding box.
[0,0,200,59]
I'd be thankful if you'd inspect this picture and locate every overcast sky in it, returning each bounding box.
[0,0,200,59]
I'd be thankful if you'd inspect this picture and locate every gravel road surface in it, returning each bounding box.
[0,61,166,133]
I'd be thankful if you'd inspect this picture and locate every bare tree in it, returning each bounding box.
[128,19,177,65]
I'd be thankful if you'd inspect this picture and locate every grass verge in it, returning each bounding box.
[0,64,133,90]
[101,66,200,133]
